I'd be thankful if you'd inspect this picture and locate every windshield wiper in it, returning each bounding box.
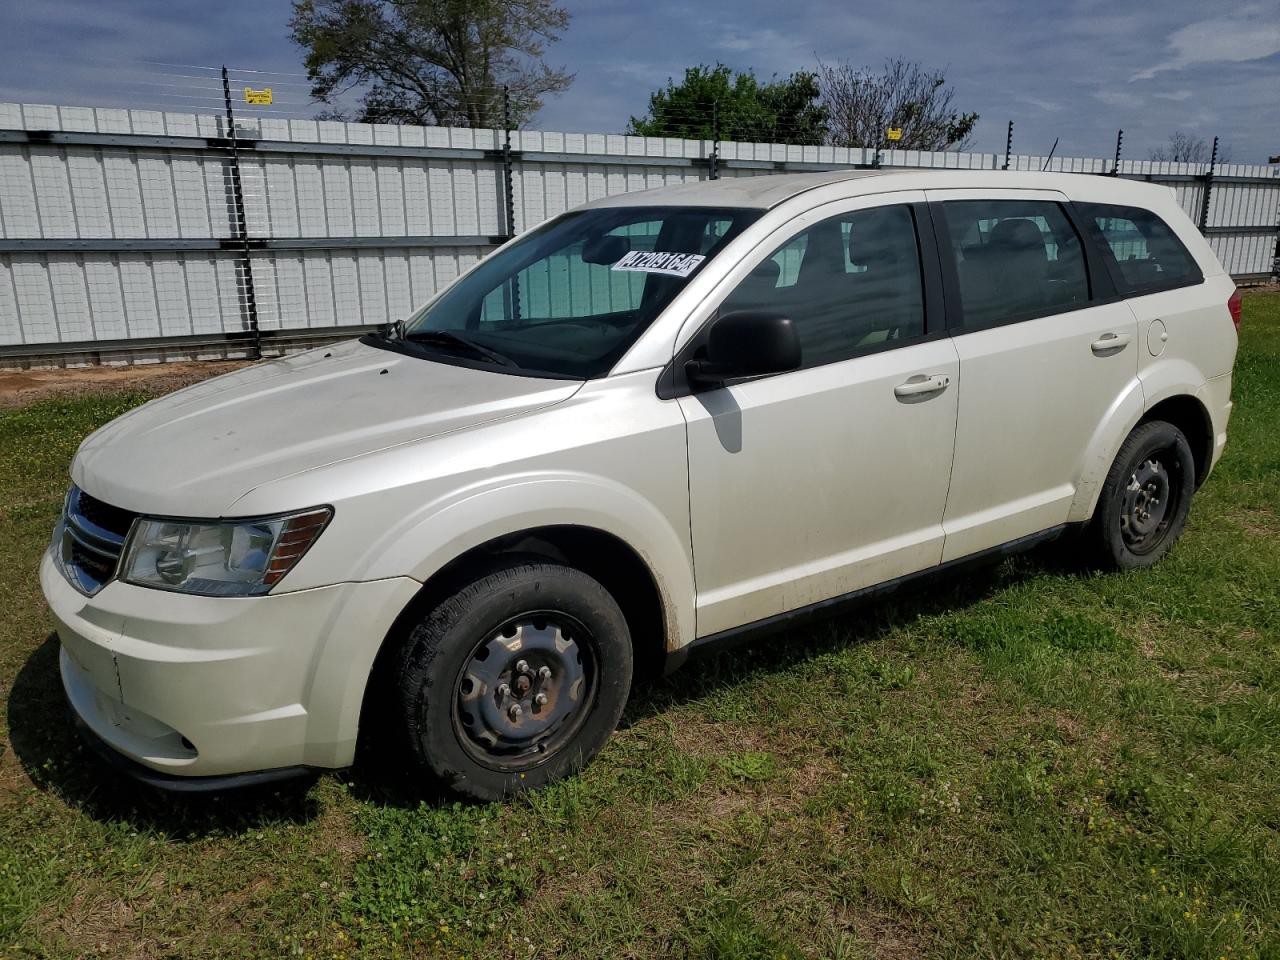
[405,329,517,368]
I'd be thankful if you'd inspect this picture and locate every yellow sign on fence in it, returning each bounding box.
[244,87,273,106]
[886,127,903,142]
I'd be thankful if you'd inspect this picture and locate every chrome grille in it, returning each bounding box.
[58,486,137,595]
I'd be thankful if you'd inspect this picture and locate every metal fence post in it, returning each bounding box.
[502,86,520,321]
[1112,129,1123,176]
[221,66,261,360]
[1002,121,1014,171]
[708,100,719,180]
[501,87,517,240]
[1198,136,1219,235]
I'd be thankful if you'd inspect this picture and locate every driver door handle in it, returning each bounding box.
[1091,332,1132,355]
[894,373,951,399]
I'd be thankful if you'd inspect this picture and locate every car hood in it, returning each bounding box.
[72,339,582,516]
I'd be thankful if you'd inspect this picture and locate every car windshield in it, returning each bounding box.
[396,205,761,379]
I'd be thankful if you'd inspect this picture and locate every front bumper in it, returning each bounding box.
[71,710,315,792]
[42,549,419,781]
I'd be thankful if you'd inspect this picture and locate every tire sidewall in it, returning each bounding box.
[399,563,632,800]
[1097,422,1195,570]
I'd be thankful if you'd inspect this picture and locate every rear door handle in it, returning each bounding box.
[894,373,951,399]
[1091,332,1132,355]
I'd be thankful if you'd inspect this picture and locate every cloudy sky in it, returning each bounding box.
[1,0,1277,162]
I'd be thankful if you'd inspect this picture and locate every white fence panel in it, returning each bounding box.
[0,100,1276,362]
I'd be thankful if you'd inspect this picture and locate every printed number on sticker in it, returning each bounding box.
[610,251,706,278]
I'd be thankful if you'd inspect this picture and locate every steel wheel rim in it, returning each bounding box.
[451,612,598,772]
[1119,449,1181,555]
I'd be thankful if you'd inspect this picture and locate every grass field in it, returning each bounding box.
[2,294,1278,960]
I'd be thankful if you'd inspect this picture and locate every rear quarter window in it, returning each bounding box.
[1076,202,1202,296]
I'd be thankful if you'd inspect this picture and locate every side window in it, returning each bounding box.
[941,199,1090,330]
[720,204,926,368]
[1076,202,1202,295]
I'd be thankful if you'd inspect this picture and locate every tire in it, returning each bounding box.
[395,560,633,801]
[1087,420,1196,570]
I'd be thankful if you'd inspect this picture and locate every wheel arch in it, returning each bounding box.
[1138,394,1214,487]
[354,524,675,763]
[1071,373,1216,523]
[389,524,668,673]
[307,470,695,768]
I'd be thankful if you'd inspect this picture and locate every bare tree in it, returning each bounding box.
[1149,132,1232,165]
[290,0,573,128]
[817,58,978,151]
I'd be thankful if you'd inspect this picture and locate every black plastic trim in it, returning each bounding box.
[926,200,965,331]
[359,334,585,381]
[205,135,260,150]
[73,715,318,793]
[665,525,1070,672]
[917,200,952,332]
[1063,202,1119,302]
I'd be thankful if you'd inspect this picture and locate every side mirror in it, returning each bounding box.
[684,311,801,389]
[582,234,630,265]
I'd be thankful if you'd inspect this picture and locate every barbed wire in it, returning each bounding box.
[5,56,1162,155]
[5,54,587,130]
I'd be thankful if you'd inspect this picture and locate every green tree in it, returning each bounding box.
[627,65,828,146]
[289,0,573,128]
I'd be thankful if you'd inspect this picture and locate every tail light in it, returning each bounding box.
[1227,288,1242,333]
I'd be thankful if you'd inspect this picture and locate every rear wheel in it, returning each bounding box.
[1087,420,1195,570]
[395,560,632,800]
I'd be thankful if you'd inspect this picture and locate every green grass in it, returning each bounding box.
[3,294,1279,959]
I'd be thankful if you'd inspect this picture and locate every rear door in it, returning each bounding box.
[928,189,1139,561]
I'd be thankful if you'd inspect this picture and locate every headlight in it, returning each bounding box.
[119,507,332,596]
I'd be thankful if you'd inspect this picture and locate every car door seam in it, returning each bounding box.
[937,336,963,559]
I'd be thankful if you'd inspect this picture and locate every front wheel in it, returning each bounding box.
[395,560,633,801]
[1087,420,1196,570]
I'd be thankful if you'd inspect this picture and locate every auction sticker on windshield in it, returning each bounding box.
[610,251,706,277]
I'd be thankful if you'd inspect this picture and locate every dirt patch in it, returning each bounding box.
[0,737,32,796]
[1241,282,1280,295]
[0,361,252,409]
[830,906,930,960]
[314,802,365,865]
[1229,507,1279,537]
[43,870,172,960]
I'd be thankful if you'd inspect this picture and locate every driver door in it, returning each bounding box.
[677,194,960,637]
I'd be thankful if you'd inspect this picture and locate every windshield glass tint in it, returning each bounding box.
[404,206,760,378]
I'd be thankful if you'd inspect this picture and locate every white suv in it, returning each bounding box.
[43,170,1239,800]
